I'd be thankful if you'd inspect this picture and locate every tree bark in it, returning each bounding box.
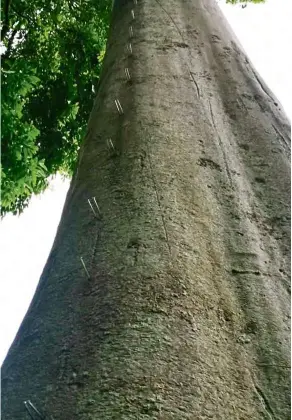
[2,0,290,419]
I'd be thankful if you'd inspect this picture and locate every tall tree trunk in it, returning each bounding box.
[2,0,290,418]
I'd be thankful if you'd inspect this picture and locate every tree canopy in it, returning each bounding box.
[1,0,111,214]
[0,0,264,215]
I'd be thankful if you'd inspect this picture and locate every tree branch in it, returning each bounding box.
[1,0,12,41]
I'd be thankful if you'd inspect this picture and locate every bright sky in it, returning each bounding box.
[0,0,291,364]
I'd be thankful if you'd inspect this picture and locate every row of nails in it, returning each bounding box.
[21,7,138,416]
[115,10,135,112]
[81,2,138,280]
[81,196,102,279]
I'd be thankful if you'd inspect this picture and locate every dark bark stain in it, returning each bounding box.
[197,157,222,172]
[231,269,261,276]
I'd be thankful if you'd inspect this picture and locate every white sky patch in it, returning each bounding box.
[0,176,70,363]
[0,0,291,364]
[218,0,291,118]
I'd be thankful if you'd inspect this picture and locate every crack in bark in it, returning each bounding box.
[154,0,184,40]
[189,72,201,98]
[91,223,101,270]
[254,383,277,420]
[249,65,277,106]
[245,368,279,420]
[272,124,291,152]
[146,139,172,256]
[208,100,233,187]
[154,0,202,103]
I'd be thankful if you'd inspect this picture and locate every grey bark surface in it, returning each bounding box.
[2,0,290,419]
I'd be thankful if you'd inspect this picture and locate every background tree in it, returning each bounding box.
[1,0,111,214]
[2,0,289,419]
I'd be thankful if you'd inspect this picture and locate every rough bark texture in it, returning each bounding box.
[2,0,290,419]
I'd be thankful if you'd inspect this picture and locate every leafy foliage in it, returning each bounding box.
[1,0,264,215]
[1,0,111,214]
[226,0,264,5]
